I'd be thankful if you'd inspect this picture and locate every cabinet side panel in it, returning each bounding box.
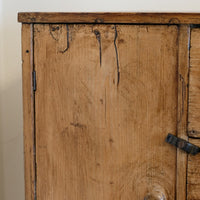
[177,25,190,200]
[188,28,200,137]
[22,24,35,200]
[187,139,200,200]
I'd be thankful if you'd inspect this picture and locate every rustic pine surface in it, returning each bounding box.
[34,24,178,199]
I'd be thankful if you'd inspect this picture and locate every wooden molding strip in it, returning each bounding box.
[18,12,200,24]
[176,25,190,200]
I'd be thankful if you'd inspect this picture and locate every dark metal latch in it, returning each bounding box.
[32,70,36,92]
[166,133,200,155]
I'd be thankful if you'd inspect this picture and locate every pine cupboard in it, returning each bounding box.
[18,13,200,200]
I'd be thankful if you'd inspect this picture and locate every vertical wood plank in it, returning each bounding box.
[187,139,200,200]
[188,28,200,137]
[176,25,190,200]
[22,23,35,200]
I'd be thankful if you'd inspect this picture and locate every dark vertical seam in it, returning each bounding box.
[114,25,120,86]
[32,24,37,200]
[175,24,180,200]
[186,25,191,200]
[105,88,106,125]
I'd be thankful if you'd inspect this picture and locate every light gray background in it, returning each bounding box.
[1,1,200,199]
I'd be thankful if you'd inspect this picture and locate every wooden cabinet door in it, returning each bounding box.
[33,24,180,200]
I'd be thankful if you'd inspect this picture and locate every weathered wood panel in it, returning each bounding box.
[187,139,200,200]
[188,28,200,137]
[34,24,178,199]
[21,24,36,200]
[177,25,190,200]
[18,12,200,24]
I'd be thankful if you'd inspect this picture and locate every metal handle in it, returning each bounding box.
[165,133,200,155]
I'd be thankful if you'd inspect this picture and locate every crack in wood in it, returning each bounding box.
[70,122,86,129]
[60,24,70,53]
[94,29,102,66]
[105,88,106,125]
[179,74,186,122]
[114,25,120,86]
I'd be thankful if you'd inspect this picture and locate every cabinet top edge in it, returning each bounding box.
[18,12,200,24]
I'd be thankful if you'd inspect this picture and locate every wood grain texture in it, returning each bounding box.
[34,24,178,199]
[187,139,200,200]
[22,24,36,200]
[18,12,200,24]
[188,28,200,137]
[176,25,190,200]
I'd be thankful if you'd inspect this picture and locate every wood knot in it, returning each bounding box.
[51,26,60,31]
[168,18,180,24]
[49,25,62,41]
[144,193,166,200]
[144,185,167,200]
[94,29,100,36]
[118,39,125,44]
[95,18,104,23]
[29,17,36,22]
[70,122,86,129]
[109,138,114,143]
[189,130,197,135]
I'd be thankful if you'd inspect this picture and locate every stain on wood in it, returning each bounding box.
[33,24,178,199]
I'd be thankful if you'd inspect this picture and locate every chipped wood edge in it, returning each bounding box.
[18,12,200,24]
[22,23,36,200]
[176,25,190,200]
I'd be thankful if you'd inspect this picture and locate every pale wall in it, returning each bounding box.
[1,1,200,199]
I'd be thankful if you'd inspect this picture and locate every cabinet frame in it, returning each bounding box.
[19,13,200,200]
